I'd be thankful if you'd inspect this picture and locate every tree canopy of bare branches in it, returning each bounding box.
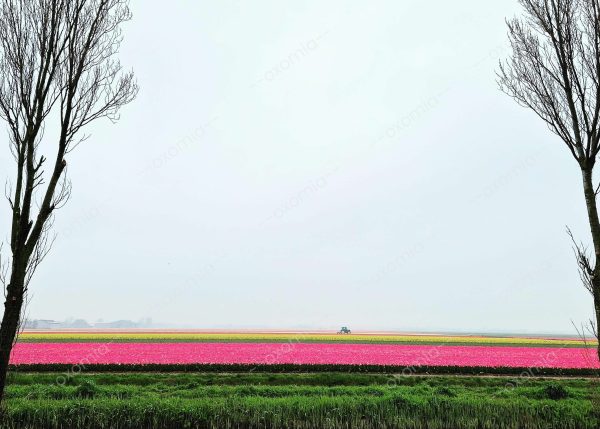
[498,0,600,358]
[499,0,600,166]
[0,0,137,404]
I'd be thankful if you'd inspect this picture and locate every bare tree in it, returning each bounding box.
[0,0,137,403]
[498,0,600,359]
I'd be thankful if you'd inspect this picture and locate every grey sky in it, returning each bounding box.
[1,0,593,334]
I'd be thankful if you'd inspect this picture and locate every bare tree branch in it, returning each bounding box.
[498,0,600,167]
[567,226,595,294]
[0,244,8,298]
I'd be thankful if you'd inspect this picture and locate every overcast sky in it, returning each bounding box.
[1,0,594,334]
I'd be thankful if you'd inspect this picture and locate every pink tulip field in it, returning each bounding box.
[10,341,600,368]
[11,331,600,370]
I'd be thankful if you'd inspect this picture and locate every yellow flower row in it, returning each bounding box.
[17,332,594,345]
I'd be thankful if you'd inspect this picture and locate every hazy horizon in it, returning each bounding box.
[22,323,583,337]
[22,318,585,337]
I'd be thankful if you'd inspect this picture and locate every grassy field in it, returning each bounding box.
[2,372,599,428]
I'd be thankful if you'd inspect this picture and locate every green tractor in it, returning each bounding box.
[337,326,351,334]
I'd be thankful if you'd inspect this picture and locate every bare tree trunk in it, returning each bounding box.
[581,168,600,361]
[0,270,25,404]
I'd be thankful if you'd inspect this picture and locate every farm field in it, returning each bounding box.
[10,342,600,369]
[5,330,600,428]
[11,330,600,372]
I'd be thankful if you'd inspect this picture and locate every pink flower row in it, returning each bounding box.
[10,342,600,369]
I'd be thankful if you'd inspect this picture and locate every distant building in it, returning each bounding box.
[24,319,61,329]
[23,318,145,330]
